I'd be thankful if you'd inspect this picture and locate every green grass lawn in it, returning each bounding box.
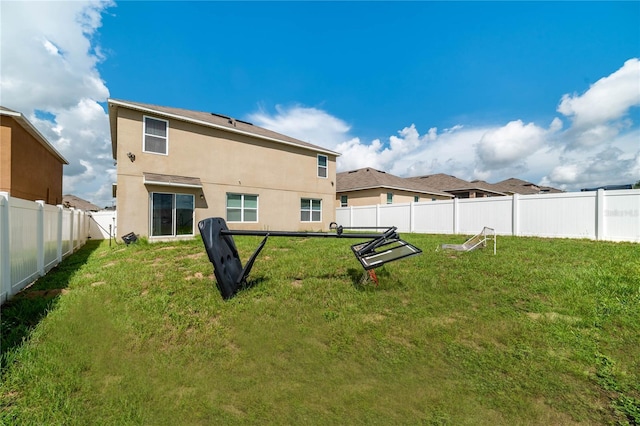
[1,234,639,425]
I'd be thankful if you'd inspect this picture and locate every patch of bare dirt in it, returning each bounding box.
[185,272,204,281]
[20,288,69,299]
[526,312,581,323]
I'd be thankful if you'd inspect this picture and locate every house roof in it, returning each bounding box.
[62,194,101,211]
[107,99,340,160]
[337,167,453,198]
[0,106,68,165]
[407,173,506,196]
[494,177,563,194]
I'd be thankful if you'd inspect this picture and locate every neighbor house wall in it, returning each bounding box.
[0,116,64,204]
[114,108,337,238]
[337,188,448,208]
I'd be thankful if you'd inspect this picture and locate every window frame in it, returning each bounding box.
[149,192,194,237]
[143,115,169,155]
[317,154,328,178]
[386,192,393,204]
[340,195,348,207]
[226,193,259,223]
[301,198,322,222]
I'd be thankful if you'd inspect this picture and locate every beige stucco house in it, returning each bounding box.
[336,167,453,207]
[0,106,68,204]
[108,99,339,240]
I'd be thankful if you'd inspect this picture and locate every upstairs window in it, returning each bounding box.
[340,195,348,207]
[144,116,168,155]
[414,196,420,203]
[387,193,393,204]
[317,154,328,178]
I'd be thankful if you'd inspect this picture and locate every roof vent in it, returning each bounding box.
[210,112,253,126]
[211,112,231,120]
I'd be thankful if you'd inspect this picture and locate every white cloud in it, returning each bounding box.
[248,104,351,151]
[475,120,549,170]
[1,1,115,208]
[252,59,639,191]
[557,58,640,130]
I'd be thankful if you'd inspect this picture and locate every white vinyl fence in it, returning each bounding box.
[88,210,117,240]
[0,193,90,304]
[336,189,640,243]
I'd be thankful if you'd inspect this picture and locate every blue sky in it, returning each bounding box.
[2,1,639,207]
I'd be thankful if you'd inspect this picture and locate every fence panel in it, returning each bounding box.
[61,208,72,258]
[458,197,513,235]
[336,189,639,243]
[379,203,411,232]
[335,208,352,227]
[43,204,61,271]
[604,189,640,242]
[351,205,378,228]
[88,210,117,240]
[8,197,40,296]
[518,192,597,239]
[0,193,89,304]
[413,200,455,234]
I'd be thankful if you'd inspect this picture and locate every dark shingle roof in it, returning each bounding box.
[337,168,453,197]
[62,194,101,211]
[494,178,563,194]
[407,173,506,196]
[108,99,339,159]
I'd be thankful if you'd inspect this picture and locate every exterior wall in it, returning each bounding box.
[115,108,337,238]
[0,117,64,204]
[0,125,11,193]
[337,189,448,208]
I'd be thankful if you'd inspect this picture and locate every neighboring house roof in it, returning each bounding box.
[407,173,506,197]
[337,167,453,198]
[494,178,563,195]
[0,106,68,165]
[107,99,340,160]
[62,194,101,211]
[581,184,633,191]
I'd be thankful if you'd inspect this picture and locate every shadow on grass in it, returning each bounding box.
[1,240,101,370]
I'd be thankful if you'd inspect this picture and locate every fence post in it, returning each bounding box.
[349,206,353,227]
[376,204,381,227]
[36,200,45,276]
[69,208,75,256]
[0,192,10,304]
[410,202,415,233]
[512,194,520,237]
[453,198,459,234]
[596,189,605,241]
[56,205,63,263]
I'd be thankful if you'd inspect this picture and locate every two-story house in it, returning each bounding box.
[0,106,68,204]
[108,99,339,240]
